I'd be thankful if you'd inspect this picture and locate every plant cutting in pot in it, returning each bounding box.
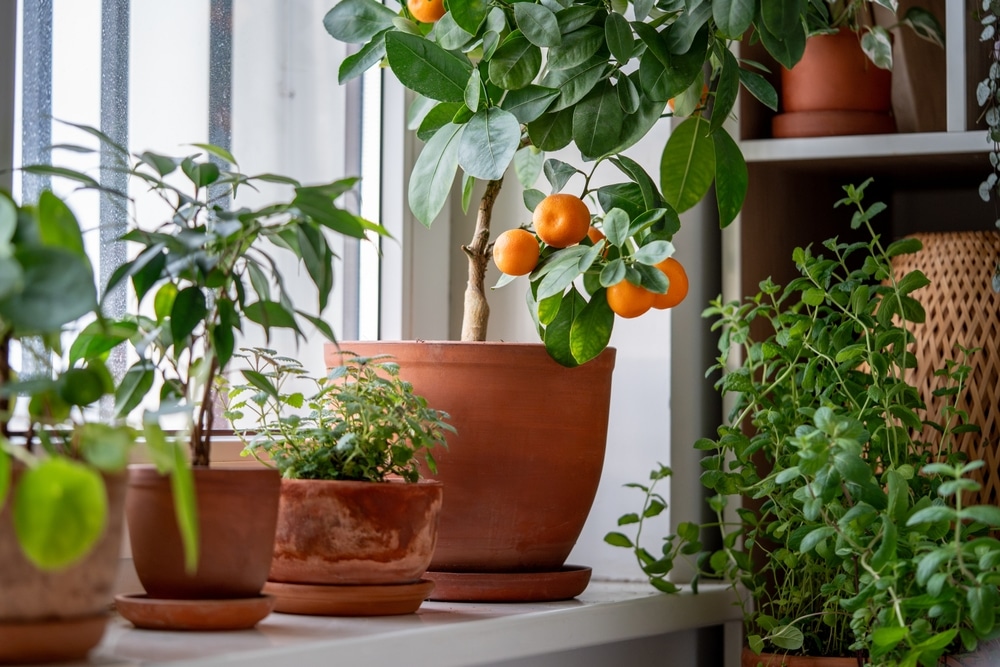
[772,0,944,138]
[608,181,1000,666]
[224,347,452,616]
[322,0,827,601]
[34,125,386,630]
[0,189,145,663]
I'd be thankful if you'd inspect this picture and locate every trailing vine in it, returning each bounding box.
[977,1,1000,291]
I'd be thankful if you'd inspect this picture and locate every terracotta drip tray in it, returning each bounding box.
[425,565,592,602]
[0,612,108,664]
[114,594,275,631]
[772,110,896,138]
[263,579,435,616]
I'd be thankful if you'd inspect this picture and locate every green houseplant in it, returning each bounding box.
[34,126,386,627]
[225,348,451,615]
[0,189,147,662]
[608,181,1000,666]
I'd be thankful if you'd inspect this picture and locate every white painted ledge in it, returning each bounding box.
[84,581,743,667]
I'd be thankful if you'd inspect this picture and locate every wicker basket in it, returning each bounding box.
[890,231,1000,506]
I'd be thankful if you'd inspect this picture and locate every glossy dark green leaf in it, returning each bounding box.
[0,247,96,332]
[570,290,613,364]
[513,146,543,189]
[37,191,86,257]
[408,122,464,226]
[663,3,711,55]
[597,183,644,221]
[611,154,662,211]
[613,97,666,154]
[434,12,475,50]
[500,85,559,123]
[181,160,220,188]
[339,29,388,83]
[457,107,520,181]
[605,12,633,62]
[527,108,574,151]
[385,31,473,102]
[543,285,586,367]
[760,0,803,40]
[541,56,609,111]
[756,16,806,70]
[713,0,754,38]
[617,74,640,114]
[13,459,106,570]
[660,116,716,213]
[170,286,207,344]
[515,3,561,47]
[323,0,397,43]
[710,49,741,133]
[555,5,600,33]
[573,80,624,159]
[488,32,542,91]
[464,67,482,112]
[115,360,154,417]
[448,0,489,34]
[244,300,299,331]
[738,67,778,111]
[713,127,747,228]
[546,26,604,71]
[58,368,106,407]
[417,101,465,141]
[543,159,579,193]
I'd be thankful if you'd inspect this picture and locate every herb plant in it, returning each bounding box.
[608,181,1000,665]
[225,348,453,483]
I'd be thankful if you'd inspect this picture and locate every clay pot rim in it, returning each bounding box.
[127,464,280,486]
[332,340,617,370]
[279,477,443,489]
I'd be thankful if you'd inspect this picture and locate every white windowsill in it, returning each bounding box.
[85,580,743,666]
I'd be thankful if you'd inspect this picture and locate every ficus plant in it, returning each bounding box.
[0,189,140,571]
[224,347,453,483]
[607,181,1000,665]
[324,0,941,367]
[29,124,386,568]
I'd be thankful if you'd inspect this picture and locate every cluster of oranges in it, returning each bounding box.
[492,193,689,319]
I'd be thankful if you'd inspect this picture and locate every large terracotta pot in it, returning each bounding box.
[125,465,280,599]
[741,648,859,667]
[326,341,616,573]
[773,28,895,138]
[269,478,443,585]
[0,471,126,664]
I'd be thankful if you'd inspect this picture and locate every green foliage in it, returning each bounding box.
[225,348,453,483]
[609,181,1000,664]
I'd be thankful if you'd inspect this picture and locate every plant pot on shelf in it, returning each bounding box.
[326,341,616,602]
[262,478,442,616]
[0,472,126,665]
[118,465,280,631]
[772,28,895,138]
[890,231,1000,507]
[741,648,859,667]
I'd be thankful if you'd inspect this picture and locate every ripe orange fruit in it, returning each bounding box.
[606,279,655,319]
[587,226,605,245]
[651,257,689,309]
[492,229,539,276]
[532,193,591,248]
[407,0,446,23]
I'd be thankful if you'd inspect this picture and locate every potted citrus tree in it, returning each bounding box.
[321,0,825,599]
[609,181,1000,665]
[224,347,451,615]
[39,128,386,630]
[0,189,148,662]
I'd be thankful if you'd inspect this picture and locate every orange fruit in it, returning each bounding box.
[492,229,539,276]
[668,83,710,113]
[651,257,689,309]
[532,193,591,248]
[606,279,655,319]
[587,226,605,245]
[407,0,446,23]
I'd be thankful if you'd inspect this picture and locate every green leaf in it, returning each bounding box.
[115,360,155,417]
[569,291,613,364]
[886,237,923,258]
[711,49,741,134]
[169,444,199,574]
[339,30,389,83]
[536,247,591,299]
[907,505,955,526]
[13,459,106,570]
[896,270,931,296]
[385,31,473,103]
[527,108,574,152]
[500,85,559,124]
[513,146,543,189]
[546,25,603,71]
[760,0,803,39]
[170,286,207,344]
[861,26,893,70]
[242,369,279,400]
[514,3,560,48]
[799,525,835,553]
[660,116,715,213]
[543,286,586,367]
[712,127,747,228]
[573,80,624,159]
[738,67,778,111]
[0,193,18,252]
[713,0,754,38]
[409,122,464,226]
[605,531,634,548]
[769,624,804,651]
[434,13,475,51]
[181,160,220,188]
[488,32,542,91]
[79,423,134,472]
[960,505,1000,526]
[0,247,97,333]
[902,7,945,48]
[448,0,489,35]
[605,12,633,62]
[323,0,397,43]
[543,159,579,193]
[541,56,609,112]
[756,17,806,71]
[58,368,106,407]
[37,191,86,257]
[464,68,481,112]
[872,626,908,649]
[244,300,299,331]
[457,107,520,180]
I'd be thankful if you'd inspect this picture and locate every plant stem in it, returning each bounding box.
[0,332,9,439]
[191,353,218,467]
[461,177,503,341]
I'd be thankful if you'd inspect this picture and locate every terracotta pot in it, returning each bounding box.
[126,465,280,599]
[773,28,894,138]
[269,478,443,585]
[326,341,616,572]
[741,648,859,667]
[0,471,126,664]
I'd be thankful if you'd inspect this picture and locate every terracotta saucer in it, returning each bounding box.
[424,565,592,602]
[114,594,275,631]
[771,110,896,138]
[0,612,108,663]
[264,579,435,616]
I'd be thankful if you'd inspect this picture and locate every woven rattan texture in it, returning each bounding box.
[891,232,1000,507]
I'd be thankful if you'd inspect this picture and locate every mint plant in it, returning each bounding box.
[608,180,1000,665]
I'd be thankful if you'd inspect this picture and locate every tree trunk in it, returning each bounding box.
[461,178,503,342]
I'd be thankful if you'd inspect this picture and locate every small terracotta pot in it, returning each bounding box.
[269,478,443,585]
[774,28,894,138]
[0,471,126,663]
[126,465,280,599]
[327,341,616,573]
[741,647,859,667]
